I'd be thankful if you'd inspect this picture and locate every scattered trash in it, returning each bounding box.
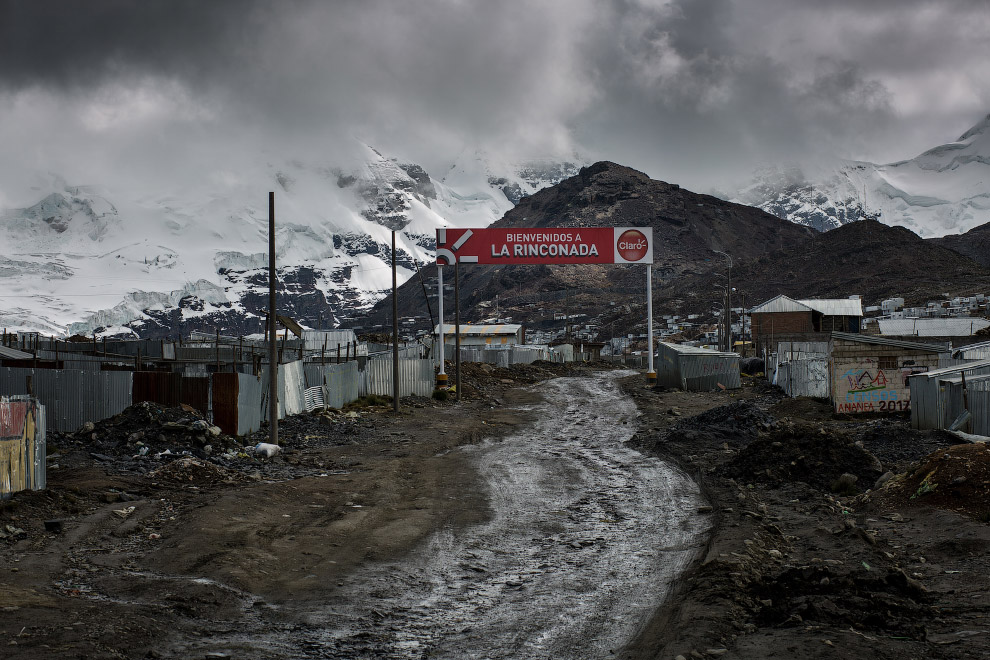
[254,443,282,458]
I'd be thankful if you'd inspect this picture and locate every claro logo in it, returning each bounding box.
[616,229,649,261]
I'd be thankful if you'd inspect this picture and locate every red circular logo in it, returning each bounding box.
[616,229,649,261]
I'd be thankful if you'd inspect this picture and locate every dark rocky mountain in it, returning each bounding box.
[367,163,990,341]
[933,222,990,267]
[365,161,815,331]
[663,219,990,317]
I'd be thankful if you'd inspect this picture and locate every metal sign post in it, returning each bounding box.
[436,265,447,388]
[392,230,400,413]
[647,264,656,386]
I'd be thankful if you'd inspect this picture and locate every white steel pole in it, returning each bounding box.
[436,265,447,387]
[647,264,656,385]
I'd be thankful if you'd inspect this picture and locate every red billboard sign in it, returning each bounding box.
[436,227,653,265]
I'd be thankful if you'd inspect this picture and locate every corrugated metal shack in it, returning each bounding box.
[1,396,46,498]
[830,332,948,415]
[908,360,990,433]
[657,343,741,391]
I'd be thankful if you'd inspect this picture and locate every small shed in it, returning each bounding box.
[657,343,741,391]
[830,332,948,415]
[435,323,524,348]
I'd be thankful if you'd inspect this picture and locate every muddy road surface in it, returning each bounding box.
[304,373,709,659]
[169,372,708,659]
[2,370,708,659]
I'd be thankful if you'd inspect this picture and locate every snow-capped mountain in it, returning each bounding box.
[0,143,581,337]
[734,114,990,238]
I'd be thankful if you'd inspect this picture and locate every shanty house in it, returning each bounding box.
[435,323,524,348]
[830,332,948,415]
[749,295,863,351]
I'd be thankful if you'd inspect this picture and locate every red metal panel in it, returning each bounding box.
[132,372,182,408]
[0,400,27,438]
[435,227,653,265]
[211,373,239,435]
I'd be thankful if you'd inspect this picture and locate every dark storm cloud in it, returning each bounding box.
[0,0,268,90]
[1,0,989,194]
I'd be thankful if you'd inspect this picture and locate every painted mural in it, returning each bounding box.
[833,358,928,414]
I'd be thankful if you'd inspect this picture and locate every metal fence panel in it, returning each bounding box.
[0,368,133,432]
[236,373,263,435]
[305,362,359,409]
[774,358,830,398]
[360,359,433,397]
[968,381,990,435]
[281,361,306,416]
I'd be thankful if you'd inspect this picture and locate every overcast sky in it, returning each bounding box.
[2,0,989,198]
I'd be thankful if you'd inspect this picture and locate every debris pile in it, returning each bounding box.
[55,401,239,460]
[148,457,248,487]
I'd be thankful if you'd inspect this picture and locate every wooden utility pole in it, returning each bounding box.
[268,191,278,445]
[392,230,400,413]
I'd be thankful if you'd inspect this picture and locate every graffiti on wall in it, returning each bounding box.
[833,359,928,414]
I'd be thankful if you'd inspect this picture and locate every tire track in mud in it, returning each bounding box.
[314,371,710,659]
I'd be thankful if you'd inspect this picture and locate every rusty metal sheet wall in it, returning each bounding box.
[211,373,239,435]
[1,396,47,497]
[180,377,211,418]
[133,372,182,408]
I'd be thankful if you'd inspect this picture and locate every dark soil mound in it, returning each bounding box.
[663,401,776,449]
[725,423,883,492]
[752,564,933,640]
[868,442,990,521]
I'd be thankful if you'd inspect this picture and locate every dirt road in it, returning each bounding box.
[1,369,708,659]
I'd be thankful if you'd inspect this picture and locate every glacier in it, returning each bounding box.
[0,142,580,336]
[734,114,990,238]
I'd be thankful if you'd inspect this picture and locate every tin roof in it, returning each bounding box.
[436,324,522,335]
[953,340,990,358]
[748,295,863,317]
[0,345,34,360]
[798,298,863,317]
[830,331,949,353]
[877,318,990,337]
[906,358,990,380]
[748,295,812,314]
[659,342,738,358]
